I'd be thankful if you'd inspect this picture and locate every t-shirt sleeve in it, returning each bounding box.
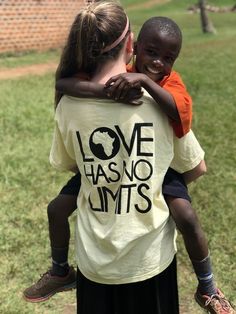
[170,130,205,173]
[160,71,192,138]
[49,108,77,172]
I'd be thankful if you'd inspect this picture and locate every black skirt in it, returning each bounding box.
[76,256,179,314]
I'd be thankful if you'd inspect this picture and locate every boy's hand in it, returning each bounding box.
[105,73,145,105]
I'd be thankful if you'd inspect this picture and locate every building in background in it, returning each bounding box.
[0,0,84,54]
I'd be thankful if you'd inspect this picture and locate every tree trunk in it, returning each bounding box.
[199,0,216,34]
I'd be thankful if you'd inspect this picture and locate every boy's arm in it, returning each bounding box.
[105,72,180,123]
[56,77,143,104]
[56,77,106,98]
[141,75,181,123]
[106,71,192,137]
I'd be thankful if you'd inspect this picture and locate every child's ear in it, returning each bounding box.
[133,41,137,55]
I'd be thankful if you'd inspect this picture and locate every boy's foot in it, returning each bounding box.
[195,288,236,314]
[23,266,76,303]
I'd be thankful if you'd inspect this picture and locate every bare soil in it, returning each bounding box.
[127,0,170,10]
[0,62,57,80]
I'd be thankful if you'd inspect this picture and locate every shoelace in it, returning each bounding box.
[205,293,232,312]
[34,271,51,289]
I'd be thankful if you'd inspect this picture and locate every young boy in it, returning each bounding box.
[23,16,235,313]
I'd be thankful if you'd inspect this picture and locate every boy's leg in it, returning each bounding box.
[47,172,81,277]
[163,168,235,313]
[47,194,77,276]
[23,194,77,302]
[166,196,215,293]
[23,173,81,303]
[163,168,216,295]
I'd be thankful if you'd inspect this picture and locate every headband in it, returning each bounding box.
[101,16,129,53]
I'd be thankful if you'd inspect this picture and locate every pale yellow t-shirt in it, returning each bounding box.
[50,94,204,284]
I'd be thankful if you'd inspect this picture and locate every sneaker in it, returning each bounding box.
[23,266,76,303]
[195,288,236,314]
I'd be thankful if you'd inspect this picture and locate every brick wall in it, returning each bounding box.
[0,0,84,54]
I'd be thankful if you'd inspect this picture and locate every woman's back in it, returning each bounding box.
[51,91,176,284]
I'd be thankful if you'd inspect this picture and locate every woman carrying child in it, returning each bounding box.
[23,1,235,313]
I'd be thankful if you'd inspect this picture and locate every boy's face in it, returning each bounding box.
[135,29,181,82]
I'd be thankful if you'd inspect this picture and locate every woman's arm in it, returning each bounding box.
[183,160,207,185]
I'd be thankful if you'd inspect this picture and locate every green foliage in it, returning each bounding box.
[1,1,236,313]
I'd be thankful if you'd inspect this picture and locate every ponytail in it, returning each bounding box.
[55,1,129,107]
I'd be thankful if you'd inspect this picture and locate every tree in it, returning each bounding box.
[199,0,216,34]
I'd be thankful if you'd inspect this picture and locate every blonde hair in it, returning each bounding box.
[55,1,129,106]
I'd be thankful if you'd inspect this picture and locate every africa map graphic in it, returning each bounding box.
[89,127,120,160]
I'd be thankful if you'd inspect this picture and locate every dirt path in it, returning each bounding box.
[127,0,170,10]
[63,304,76,314]
[0,62,57,80]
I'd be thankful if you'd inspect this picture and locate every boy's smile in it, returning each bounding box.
[135,29,181,82]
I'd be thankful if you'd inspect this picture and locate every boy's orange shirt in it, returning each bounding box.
[127,64,192,138]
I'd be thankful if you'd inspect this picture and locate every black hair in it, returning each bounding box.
[137,16,182,45]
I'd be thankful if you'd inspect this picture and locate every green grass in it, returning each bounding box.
[0,49,61,69]
[1,1,236,313]
[0,74,77,313]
